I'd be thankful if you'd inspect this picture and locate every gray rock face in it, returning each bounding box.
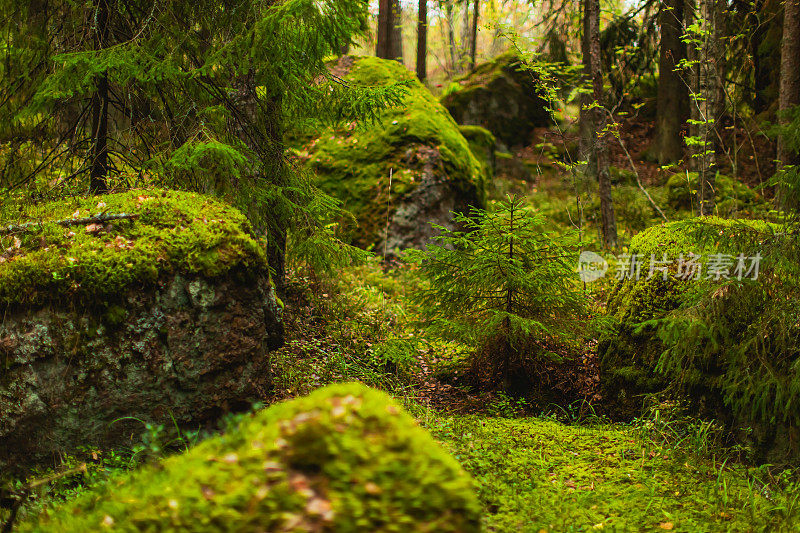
[0,268,283,475]
[382,145,479,255]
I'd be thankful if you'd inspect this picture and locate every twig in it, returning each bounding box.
[604,109,668,222]
[0,213,139,236]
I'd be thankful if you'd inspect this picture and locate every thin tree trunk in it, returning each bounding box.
[90,0,110,194]
[582,0,617,249]
[469,0,479,70]
[445,0,458,75]
[692,0,720,216]
[377,0,403,61]
[417,0,428,80]
[778,0,800,204]
[652,0,688,164]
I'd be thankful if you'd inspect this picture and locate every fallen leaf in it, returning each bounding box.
[659,522,674,530]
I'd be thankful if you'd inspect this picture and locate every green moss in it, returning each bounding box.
[459,125,496,178]
[0,189,267,307]
[306,56,485,248]
[665,172,767,216]
[601,217,782,414]
[22,383,481,532]
[430,414,799,531]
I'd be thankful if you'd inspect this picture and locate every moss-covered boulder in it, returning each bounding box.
[665,172,767,216]
[441,52,550,149]
[459,124,496,179]
[0,189,283,474]
[301,56,486,253]
[599,217,800,460]
[22,383,481,532]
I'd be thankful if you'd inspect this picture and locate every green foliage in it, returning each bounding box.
[1,0,396,277]
[665,172,767,217]
[770,104,800,216]
[21,383,481,532]
[0,189,266,306]
[407,196,591,357]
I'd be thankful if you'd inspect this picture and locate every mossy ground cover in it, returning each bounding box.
[428,413,800,532]
[20,383,481,532]
[0,188,266,307]
[298,56,485,248]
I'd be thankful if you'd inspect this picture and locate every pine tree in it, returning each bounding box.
[1,0,394,286]
[407,196,592,385]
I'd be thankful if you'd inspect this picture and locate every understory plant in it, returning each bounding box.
[406,195,595,388]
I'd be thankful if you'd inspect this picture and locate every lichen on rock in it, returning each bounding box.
[21,383,482,533]
[299,56,487,254]
[0,189,283,474]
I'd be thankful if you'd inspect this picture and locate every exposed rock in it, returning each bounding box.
[297,56,486,255]
[22,383,481,533]
[441,52,551,149]
[0,189,283,474]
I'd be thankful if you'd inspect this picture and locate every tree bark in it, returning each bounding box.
[445,0,458,75]
[652,0,689,164]
[377,0,403,61]
[778,0,800,171]
[417,0,428,80]
[469,0,479,70]
[90,0,110,194]
[582,0,617,249]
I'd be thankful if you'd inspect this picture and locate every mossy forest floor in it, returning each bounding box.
[266,259,800,532]
[5,128,799,532]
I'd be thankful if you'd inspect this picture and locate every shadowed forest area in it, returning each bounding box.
[2,0,800,531]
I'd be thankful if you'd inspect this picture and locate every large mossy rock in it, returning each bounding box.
[599,217,800,461]
[0,189,283,474]
[301,56,486,254]
[23,383,482,532]
[440,52,550,149]
[664,172,767,216]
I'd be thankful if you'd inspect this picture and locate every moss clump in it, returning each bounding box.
[305,56,485,249]
[23,383,481,532]
[0,189,266,307]
[459,125,496,179]
[665,172,767,216]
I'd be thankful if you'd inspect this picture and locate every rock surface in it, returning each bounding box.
[441,52,550,149]
[0,190,283,474]
[297,56,486,255]
[22,383,481,532]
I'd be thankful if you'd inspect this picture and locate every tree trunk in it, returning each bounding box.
[90,0,110,194]
[377,0,403,61]
[652,0,689,164]
[445,0,458,75]
[778,0,800,177]
[469,0,479,70]
[582,0,617,249]
[417,0,428,80]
